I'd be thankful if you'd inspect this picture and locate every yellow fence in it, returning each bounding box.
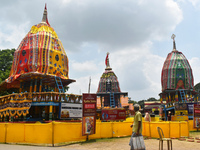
[188,120,198,131]
[142,121,189,138]
[0,120,190,146]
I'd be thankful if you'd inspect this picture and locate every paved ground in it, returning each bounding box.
[1,136,200,150]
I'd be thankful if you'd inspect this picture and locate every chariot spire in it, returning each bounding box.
[171,34,176,51]
[41,4,50,26]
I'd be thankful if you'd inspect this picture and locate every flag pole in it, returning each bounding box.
[88,76,91,93]
[86,76,91,141]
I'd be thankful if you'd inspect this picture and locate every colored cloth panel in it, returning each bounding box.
[16,47,30,75]
[6,23,69,83]
[31,25,58,39]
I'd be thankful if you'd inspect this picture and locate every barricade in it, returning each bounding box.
[53,122,85,144]
[188,120,197,131]
[0,120,190,146]
[142,121,189,138]
[25,123,52,144]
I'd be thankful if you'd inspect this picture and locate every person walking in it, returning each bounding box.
[129,104,145,150]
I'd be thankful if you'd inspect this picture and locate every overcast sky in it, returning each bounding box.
[1,0,200,101]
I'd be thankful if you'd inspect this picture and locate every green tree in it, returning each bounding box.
[137,100,145,109]
[194,82,200,98]
[0,49,17,96]
[194,82,200,92]
[147,97,159,101]
[128,97,137,104]
[0,49,15,82]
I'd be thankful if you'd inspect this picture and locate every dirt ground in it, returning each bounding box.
[0,137,200,150]
[1,132,200,150]
[61,136,200,150]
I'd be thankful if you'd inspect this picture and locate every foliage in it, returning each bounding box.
[137,100,145,109]
[47,85,69,93]
[194,82,200,93]
[0,49,16,96]
[194,82,200,98]
[0,49,15,83]
[128,100,137,105]
[0,88,18,96]
[128,97,137,105]
[146,97,159,101]
[64,86,69,92]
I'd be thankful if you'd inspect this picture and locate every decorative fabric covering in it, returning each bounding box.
[97,69,121,93]
[0,93,32,117]
[6,23,69,83]
[0,5,76,119]
[161,50,194,91]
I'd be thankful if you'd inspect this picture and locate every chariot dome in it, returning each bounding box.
[159,34,197,110]
[5,4,75,89]
[97,53,128,108]
[0,5,79,122]
[161,35,194,92]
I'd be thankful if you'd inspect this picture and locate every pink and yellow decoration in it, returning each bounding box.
[5,5,73,88]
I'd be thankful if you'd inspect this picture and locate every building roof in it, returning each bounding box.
[144,101,162,110]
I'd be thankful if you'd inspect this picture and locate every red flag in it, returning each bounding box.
[105,53,108,66]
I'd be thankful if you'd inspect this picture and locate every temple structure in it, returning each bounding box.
[96,53,128,121]
[159,34,198,120]
[97,53,128,108]
[0,5,82,122]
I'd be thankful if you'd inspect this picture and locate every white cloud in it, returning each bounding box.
[52,0,183,52]
[62,0,72,4]
[72,61,98,72]
[68,73,101,94]
[179,0,200,9]
[142,54,165,98]
[0,0,187,101]
[95,43,164,100]
[67,76,89,95]
[55,0,187,101]
[0,22,30,49]
[189,0,200,6]
[189,57,200,85]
